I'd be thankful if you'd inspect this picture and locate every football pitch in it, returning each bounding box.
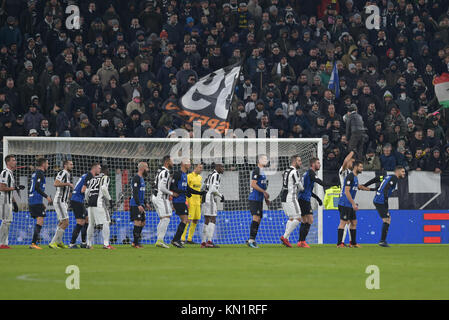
[1,244,448,300]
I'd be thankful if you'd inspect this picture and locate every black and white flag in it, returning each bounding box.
[175,64,241,133]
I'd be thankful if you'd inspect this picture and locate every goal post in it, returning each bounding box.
[2,137,323,245]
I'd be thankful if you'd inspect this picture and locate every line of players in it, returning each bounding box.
[0,151,405,249]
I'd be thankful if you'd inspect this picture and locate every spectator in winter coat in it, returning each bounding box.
[425,148,445,173]
[96,58,119,89]
[380,143,397,171]
[23,105,45,133]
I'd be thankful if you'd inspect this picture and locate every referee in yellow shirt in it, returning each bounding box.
[182,163,203,244]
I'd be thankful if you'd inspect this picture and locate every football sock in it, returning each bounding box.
[381,222,390,242]
[70,224,82,244]
[303,223,311,240]
[157,218,170,242]
[350,229,357,244]
[51,226,64,244]
[201,223,208,243]
[299,222,306,241]
[81,223,88,243]
[284,220,300,239]
[86,222,94,246]
[337,228,344,245]
[181,222,189,242]
[187,222,197,241]
[32,224,42,244]
[0,221,11,245]
[283,220,292,239]
[173,222,186,242]
[208,223,215,242]
[102,223,110,246]
[133,225,142,245]
[249,220,260,240]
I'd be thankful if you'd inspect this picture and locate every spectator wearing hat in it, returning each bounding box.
[425,148,445,173]
[271,54,296,89]
[103,98,125,124]
[0,103,15,124]
[0,117,15,139]
[70,87,91,119]
[126,91,145,117]
[230,101,249,130]
[28,128,38,136]
[73,113,95,137]
[251,59,269,95]
[247,99,265,128]
[0,16,22,47]
[409,129,430,155]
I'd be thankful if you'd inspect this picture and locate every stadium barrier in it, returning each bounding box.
[7,209,448,245]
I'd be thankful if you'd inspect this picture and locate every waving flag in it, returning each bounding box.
[165,64,241,134]
[434,73,449,109]
[328,62,340,98]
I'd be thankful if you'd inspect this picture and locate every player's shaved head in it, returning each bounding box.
[138,161,149,177]
[181,158,191,171]
[258,154,268,167]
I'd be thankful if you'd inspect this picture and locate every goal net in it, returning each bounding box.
[2,137,323,246]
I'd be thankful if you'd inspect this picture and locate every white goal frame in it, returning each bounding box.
[3,136,324,244]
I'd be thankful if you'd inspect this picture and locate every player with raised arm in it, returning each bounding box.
[29,158,52,250]
[338,151,355,247]
[337,160,365,248]
[68,163,100,249]
[152,155,177,248]
[369,166,406,247]
[297,158,324,248]
[247,154,270,249]
[130,162,150,249]
[86,165,114,249]
[181,162,205,245]
[280,155,304,248]
[0,155,24,249]
[49,160,74,249]
[201,163,224,248]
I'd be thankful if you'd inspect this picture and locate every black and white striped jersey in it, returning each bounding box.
[54,170,71,203]
[0,168,15,204]
[86,173,111,208]
[152,166,172,199]
[280,166,303,203]
[339,166,351,188]
[204,170,222,202]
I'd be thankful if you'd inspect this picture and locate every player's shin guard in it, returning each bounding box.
[350,229,357,245]
[86,223,94,246]
[381,222,390,242]
[249,220,260,241]
[173,222,186,242]
[81,224,88,243]
[337,228,344,245]
[207,223,215,242]
[70,224,82,244]
[157,218,170,242]
[102,222,110,246]
[0,221,11,245]
[32,224,42,244]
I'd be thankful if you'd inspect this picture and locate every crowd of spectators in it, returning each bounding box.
[0,0,448,173]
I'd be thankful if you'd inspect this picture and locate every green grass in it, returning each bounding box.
[0,244,448,300]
